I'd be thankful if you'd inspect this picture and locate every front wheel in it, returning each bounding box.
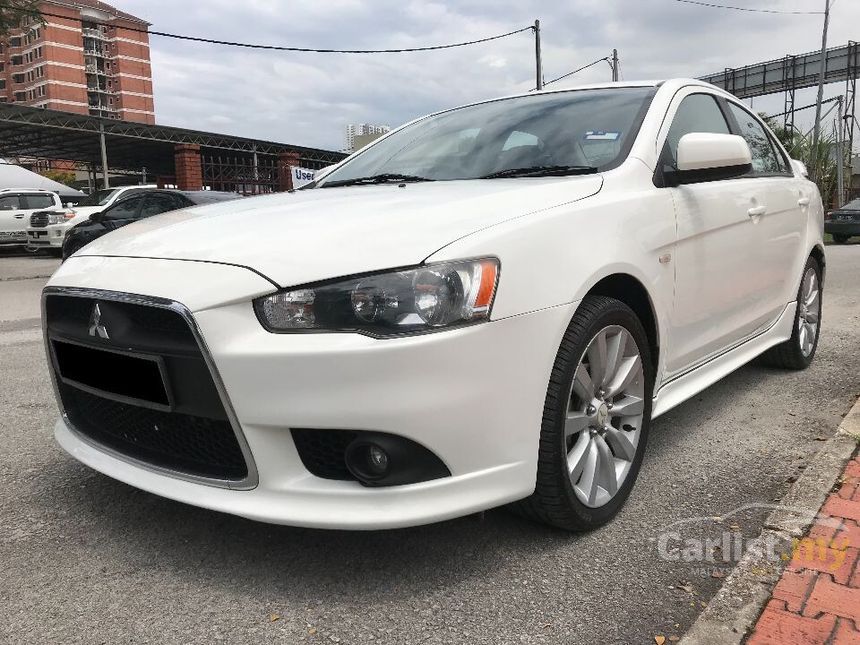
[832,234,849,244]
[759,256,822,370]
[514,295,653,531]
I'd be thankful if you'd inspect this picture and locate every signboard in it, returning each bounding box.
[290,166,317,189]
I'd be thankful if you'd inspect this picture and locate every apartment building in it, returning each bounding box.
[344,123,390,151]
[0,0,154,124]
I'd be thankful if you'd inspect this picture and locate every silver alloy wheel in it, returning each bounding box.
[564,325,645,508]
[797,267,820,357]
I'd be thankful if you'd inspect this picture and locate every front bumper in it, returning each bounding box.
[27,224,67,249]
[47,255,575,529]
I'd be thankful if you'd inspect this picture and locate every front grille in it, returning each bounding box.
[291,428,358,480]
[30,212,49,228]
[60,384,247,479]
[45,293,248,482]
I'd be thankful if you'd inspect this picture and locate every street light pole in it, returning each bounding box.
[534,19,543,90]
[611,49,619,82]
[811,0,831,180]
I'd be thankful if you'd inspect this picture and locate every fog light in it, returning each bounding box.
[367,445,389,474]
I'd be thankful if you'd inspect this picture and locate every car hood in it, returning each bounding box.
[78,177,603,288]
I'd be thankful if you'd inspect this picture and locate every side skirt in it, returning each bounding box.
[651,302,797,419]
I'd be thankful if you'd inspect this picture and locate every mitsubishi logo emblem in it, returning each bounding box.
[88,303,110,339]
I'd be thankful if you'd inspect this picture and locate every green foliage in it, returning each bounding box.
[0,0,44,38]
[761,112,840,207]
[40,169,76,187]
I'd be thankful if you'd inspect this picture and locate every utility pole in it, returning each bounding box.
[811,0,831,180]
[534,19,543,90]
[611,49,619,82]
[836,95,844,207]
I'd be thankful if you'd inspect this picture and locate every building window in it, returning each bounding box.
[14,92,26,102]
[0,80,5,90]
[37,85,46,97]
[12,73,25,83]
[11,55,23,66]
[9,37,21,47]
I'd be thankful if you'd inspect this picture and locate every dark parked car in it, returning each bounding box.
[62,189,241,260]
[825,198,860,244]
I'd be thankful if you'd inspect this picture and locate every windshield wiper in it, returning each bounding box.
[480,165,599,179]
[321,173,434,188]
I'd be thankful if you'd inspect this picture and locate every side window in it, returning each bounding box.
[23,194,56,210]
[725,103,783,174]
[139,193,181,218]
[103,196,143,220]
[664,94,731,167]
[0,195,21,210]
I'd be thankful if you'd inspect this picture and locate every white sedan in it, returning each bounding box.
[43,78,823,531]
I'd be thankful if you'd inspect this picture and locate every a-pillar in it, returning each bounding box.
[174,144,203,191]
[278,151,302,192]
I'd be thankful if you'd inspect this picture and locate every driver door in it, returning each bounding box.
[659,91,763,377]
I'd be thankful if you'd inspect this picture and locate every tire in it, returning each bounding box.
[832,234,849,244]
[514,295,654,531]
[759,256,822,370]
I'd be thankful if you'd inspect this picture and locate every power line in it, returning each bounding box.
[10,6,534,54]
[672,0,823,15]
[538,57,610,90]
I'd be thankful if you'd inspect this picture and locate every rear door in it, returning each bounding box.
[723,101,807,321]
[659,91,762,376]
[0,193,28,244]
[100,195,145,232]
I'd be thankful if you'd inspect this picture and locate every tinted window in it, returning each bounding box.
[75,188,118,207]
[139,193,182,218]
[726,103,782,174]
[23,194,55,210]
[103,195,143,220]
[320,87,656,184]
[664,94,730,167]
[0,195,21,210]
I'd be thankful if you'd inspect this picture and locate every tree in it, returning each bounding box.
[40,169,77,187]
[0,1,44,38]
[761,112,839,207]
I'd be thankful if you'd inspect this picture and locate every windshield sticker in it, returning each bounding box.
[584,131,620,141]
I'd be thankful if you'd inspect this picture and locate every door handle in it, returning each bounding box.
[747,206,767,217]
[798,197,810,207]
[13,214,25,219]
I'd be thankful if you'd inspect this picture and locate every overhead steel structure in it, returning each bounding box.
[0,104,347,189]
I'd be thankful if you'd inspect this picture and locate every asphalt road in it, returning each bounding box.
[2,245,859,645]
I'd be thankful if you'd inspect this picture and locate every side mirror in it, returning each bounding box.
[671,133,752,185]
[89,211,104,223]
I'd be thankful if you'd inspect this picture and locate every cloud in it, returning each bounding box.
[119,0,860,151]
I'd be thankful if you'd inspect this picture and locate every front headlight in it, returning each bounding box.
[48,213,64,225]
[254,258,499,337]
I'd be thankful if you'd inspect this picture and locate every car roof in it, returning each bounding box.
[0,188,59,194]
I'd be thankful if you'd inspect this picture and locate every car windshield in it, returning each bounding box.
[318,87,655,187]
[74,188,119,207]
[842,198,860,211]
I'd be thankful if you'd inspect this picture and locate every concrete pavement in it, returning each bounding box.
[1,247,859,644]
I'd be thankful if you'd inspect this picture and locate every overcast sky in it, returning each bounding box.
[117,0,860,152]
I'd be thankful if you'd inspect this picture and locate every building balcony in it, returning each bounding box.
[83,48,106,58]
[82,28,107,40]
[85,65,107,75]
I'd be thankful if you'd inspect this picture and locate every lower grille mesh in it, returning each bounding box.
[291,428,358,480]
[60,381,248,481]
